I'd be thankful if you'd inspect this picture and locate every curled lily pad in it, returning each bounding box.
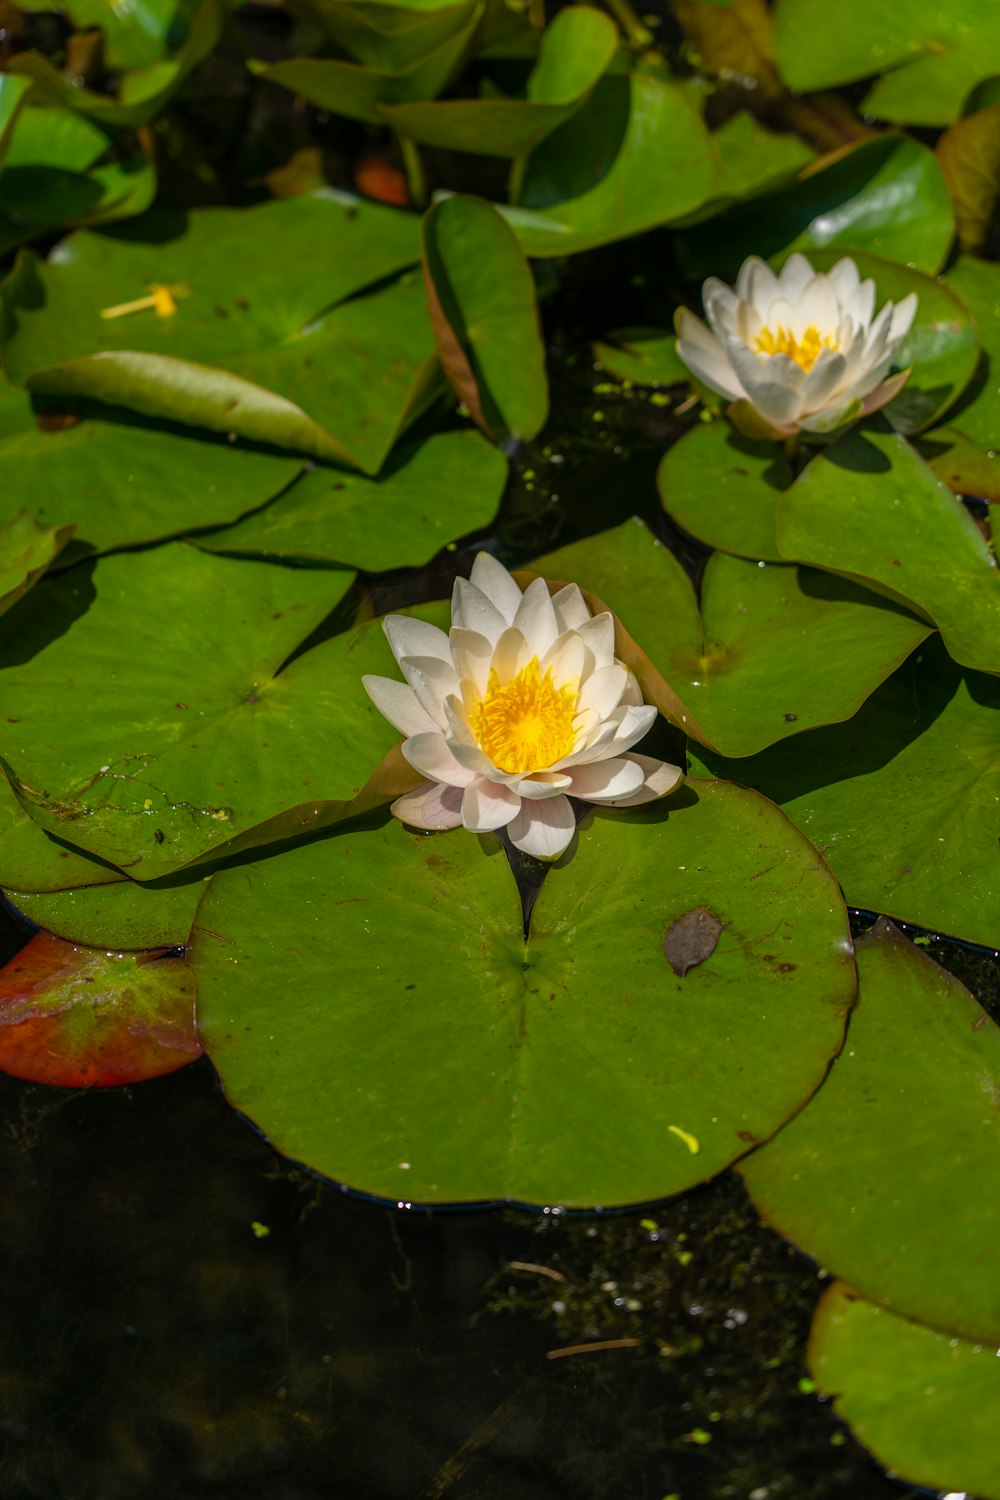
[777,424,1000,678]
[690,637,1000,950]
[810,1283,1000,1500]
[192,782,853,1206]
[0,931,200,1086]
[936,104,1000,255]
[422,196,548,443]
[6,875,204,951]
[0,508,75,615]
[742,919,1000,1340]
[194,431,506,573]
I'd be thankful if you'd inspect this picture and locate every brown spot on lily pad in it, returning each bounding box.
[663,907,723,978]
[0,932,202,1087]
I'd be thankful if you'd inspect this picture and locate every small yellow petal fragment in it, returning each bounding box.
[99,282,190,320]
[667,1124,700,1155]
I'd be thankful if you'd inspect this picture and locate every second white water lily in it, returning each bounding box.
[363,555,683,859]
[675,252,917,438]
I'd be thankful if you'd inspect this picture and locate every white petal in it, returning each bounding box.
[384,614,452,668]
[512,771,573,799]
[599,753,684,807]
[844,278,875,329]
[451,577,509,642]
[825,257,861,305]
[461,779,520,831]
[539,629,585,688]
[507,795,577,860]
[889,292,917,344]
[676,309,745,399]
[400,654,461,723]
[402,732,476,788]
[577,663,628,719]
[576,612,616,674]
[736,256,780,308]
[449,627,493,699]
[566,756,646,803]
[598,703,658,758]
[362,675,440,736]
[799,349,848,411]
[774,253,814,302]
[726,344,806,425]
[792,275,839,335]
[702,277,741,337]
[468,552,523,624]
[391,780,464,830]
[511,576,560,658]
[550,582,591,631]
[490,625,530,681]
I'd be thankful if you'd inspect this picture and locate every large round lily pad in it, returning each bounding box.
[809,1283,1000,1500]
[657,419,788,563]
[742,919,1000,1340]
[690,638,1000,949]
[192,780,854,1207]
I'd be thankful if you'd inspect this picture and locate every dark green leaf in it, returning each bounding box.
[0,507,75,615]
[7,876,203,950]
[936,104,1000,255]
[592,328,689,387]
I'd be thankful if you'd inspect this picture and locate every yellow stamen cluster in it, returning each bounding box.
[471,657,578,774]
[753,323,838,372]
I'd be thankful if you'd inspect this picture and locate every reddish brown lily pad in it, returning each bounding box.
[0,932,201,1086]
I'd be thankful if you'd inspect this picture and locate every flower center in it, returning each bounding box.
[470,657,579,774]
[753,323,838,372]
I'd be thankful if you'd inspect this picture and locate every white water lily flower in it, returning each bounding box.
[363,554,683,860]
[675,252,917,438]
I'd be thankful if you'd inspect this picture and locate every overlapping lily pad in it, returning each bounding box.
[742,920,1000,1339]
[0,508,75,615]
[195,430,505,572]
[690,638,1000,949]
[422,197,547,443]
[0,930,200,1085]
[0,381,302,562]
[0,546,424,880]
[284,0,482,70]
[499,68,718,257]
[0,770,125,894]
[6,874,205,951]
[678,135,955,280]
[192,782,854,1206]
[777,425,1000,677]
[810,1283,1000,1500]
[593,328,688,388]
[2,193,438,470]
[379,5,617,157]
[533,520,930,757]
[657,419,788,562]
[938,255,1000,494]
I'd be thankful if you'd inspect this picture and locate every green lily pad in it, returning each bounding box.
[690,637,1000,949]
[192,781,854,1206]
[1,193,437,471]
[0,508,75,616]
[422,196,547,443]
[533,519,930,757]
[657,419,788,563]
[6,875,205,951]
[810,1283,1000,1500]
[0,383,301,563]
[195,430,505,572]
[677,134,955,280]
[917,424,1000,502]
[0,769,126,894]
[0,930,200,1086]
[777,424,1000,677]
[743,919,1000,1340]
[592,328,689,387]
[677,111,814,227]
[773,0,1000,125]
[379,5,617,157]
[936,104,1000,256]
[498,68,718,257]
[247,8,479,127]
[0,546,421,881]
[5,0,224,130]
[940,255,1000,482]
[64,0,202,71]
[287,0,482,70]
[0,75,32,172]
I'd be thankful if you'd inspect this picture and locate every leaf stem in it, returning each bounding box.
[397,135,427,210]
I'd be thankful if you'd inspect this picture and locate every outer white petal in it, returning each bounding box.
[511,771,573,799]
[575,612,616,675]
[384,614,452,669]
[774,253,814,302]
[507,795,577,859]
[889,292,917,344]
[401,731,476,788]
[597,752,684,807]
[468,552,523,624]
[825,257,862,305]
[362,675,439,737]
[702,277,741,337]
[726,344,806,426]
[565,756,645,803]
[511,575,560,658]
[799,349,849,412]
[391,780,464,830]
[675,309,745,400]
[551,583,591,632]
[451,577,509,642]
[461,779,521,831]
[598,702,658,758]
[736,256,780,307]
[399,654,461,724]
[577,663,629,720]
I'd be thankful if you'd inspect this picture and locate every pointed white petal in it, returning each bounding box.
[384,614,452,669]
[391,780,464,830]
[490,625,530,681]
[889,292,917,344]
[575,612,616,675]
[598,753,684,806]
[362,675,440,737]
[774,253,814,302]
[800,349,848,411]
[566,756,646,803]
[402,731,476,788]
[461,779,521,831]
[451,577,509,642]
[468,552,523,624]
[400,654,461,723]
[600,703,658,757]
[539,629,585,688]
[551,582,591,631]
[507,795,576,860]
[577,663,628,719]
[511,576,560,658]
[826,257,861,304]
[449,627,493,699]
